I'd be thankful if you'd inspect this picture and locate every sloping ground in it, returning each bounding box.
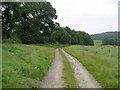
[62,49,102,88]
[91,31,119,40]
[40,49,64,88]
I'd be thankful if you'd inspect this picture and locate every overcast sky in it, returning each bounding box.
[47,0,119,34]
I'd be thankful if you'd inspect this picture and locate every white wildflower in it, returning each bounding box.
[34,67,37,69]
[38,68,40,70]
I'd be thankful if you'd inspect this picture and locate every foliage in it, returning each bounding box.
[91,31,120,40]
[2,2,93,45]
[50,26,94,45]
[2,2,57,44]
[50,27,72,44]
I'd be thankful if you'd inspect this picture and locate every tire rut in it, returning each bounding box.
[61,49,102,88]
[40,49,64,88]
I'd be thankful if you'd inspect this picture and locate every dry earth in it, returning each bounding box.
[40,49,64,88]
[40,48,102,88]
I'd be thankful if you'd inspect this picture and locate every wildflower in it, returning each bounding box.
[38,68,40,70]
[34,67,37,69]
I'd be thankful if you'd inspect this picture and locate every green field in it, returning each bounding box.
[93,40,102,45]
[64,45,118,88]
[2,44,55,88]
[2,43,118,88]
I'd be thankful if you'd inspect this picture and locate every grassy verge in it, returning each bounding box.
[2,44,55,88]
[59,49,77,88]
[64,45,118,88]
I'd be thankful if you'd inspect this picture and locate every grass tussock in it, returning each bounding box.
[2,44,55,88]
[59,49,77,88]
[64,45,118,88]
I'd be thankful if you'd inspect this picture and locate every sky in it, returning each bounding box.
[47,0,119,34]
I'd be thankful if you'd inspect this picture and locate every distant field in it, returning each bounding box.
[64,45,118,88]
[93,40,102,45]
[2,44,55,88]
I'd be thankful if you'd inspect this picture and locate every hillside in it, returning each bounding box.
[91,31,119,40]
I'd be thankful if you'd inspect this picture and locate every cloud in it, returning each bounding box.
[47,0,119,34]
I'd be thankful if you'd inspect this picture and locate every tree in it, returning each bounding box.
[65,26,94,45]
[2,2,94,45]
[2,2,57,44]
[59,29,72,44]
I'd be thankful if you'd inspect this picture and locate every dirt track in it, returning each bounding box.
[40,48,102,88]
[40,49,64,88]
[61,49,102,88]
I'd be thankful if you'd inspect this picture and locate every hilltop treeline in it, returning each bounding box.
[91,31,119,40]
[2,2,94,45]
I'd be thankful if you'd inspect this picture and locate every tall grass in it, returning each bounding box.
[64,45,118,88]
[2,44,55,88]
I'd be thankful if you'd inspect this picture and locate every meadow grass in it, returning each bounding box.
[64,45,118,88]
[59,49,77,88]
[2,44,55,88]
[38,44,70,48]
[0,44,2,89]
[93,40,102,45]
